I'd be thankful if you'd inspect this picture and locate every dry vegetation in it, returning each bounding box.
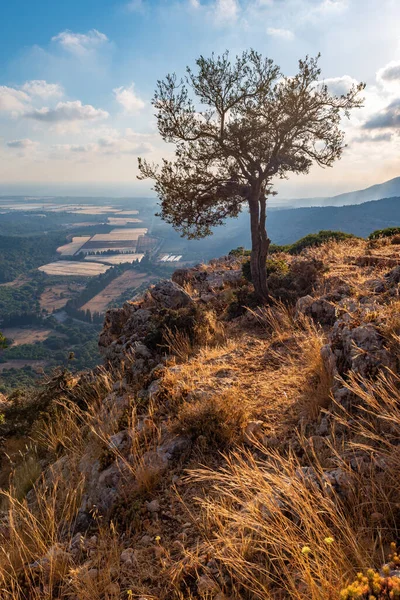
[1,236,400,599]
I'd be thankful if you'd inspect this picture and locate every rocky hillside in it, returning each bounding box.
[1,235,400,599]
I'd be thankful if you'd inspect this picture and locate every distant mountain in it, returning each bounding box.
[153,195,400,259]
[281,176,400,209]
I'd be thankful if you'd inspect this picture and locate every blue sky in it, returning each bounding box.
[1,0,400,198]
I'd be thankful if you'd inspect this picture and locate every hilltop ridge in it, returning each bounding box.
[0,235,400,598]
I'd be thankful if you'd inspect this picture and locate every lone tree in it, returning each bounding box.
[138,51,364,301]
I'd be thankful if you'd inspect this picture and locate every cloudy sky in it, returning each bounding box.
[1,0,400,198]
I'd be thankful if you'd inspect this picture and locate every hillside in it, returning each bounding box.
[152,195,400,259]
[0,235,400,597]
[283,175,400,208]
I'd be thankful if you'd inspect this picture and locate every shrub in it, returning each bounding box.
[226,285,261,319]
[288,230,357,254]
[369,227,400,240]
[268,257,325,303]
[145,304,223,355]
[242,257,289,282]
[173,390,250,449]
[229,246,251,257]
[391,234,400,245]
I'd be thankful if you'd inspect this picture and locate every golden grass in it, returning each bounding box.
[3,237,400,599]
[173,388,252,448]
[182,449,368,600]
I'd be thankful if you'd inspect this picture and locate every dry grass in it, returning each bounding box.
[0,471,85,599]
[3,237,400,599]
[173,388,252,448]
[182,449,367,600]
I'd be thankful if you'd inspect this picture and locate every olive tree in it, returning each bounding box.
[138,50,364,301]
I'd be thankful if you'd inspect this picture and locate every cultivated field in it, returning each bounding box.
[38,261,111,276]
[40,283,85,311]
[0,359,47,372]
[107,217,142,226]
[81,271,154,313]
[57,236,91,256]
[91,228,148,240]
[83,254,144,265]
[2,327,64,346]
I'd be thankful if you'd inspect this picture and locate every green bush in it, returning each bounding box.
[226,285,261,319]
[145,304,221,353]
[288,230,357,254]
[242,257,289,282]
[369,226,400,240]
[229,246,251,257]
[268,257,325,302]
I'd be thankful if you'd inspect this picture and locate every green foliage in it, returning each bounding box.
[242,257,289,282]
[268,257,325,303]
[0,234,65,283]
[226,285,261,319]
[0,275,46,323]
[269,243,290,254]
[0,332,7,349]
[0,318,102,393]
[145,304,220,353]
[369,226,400,240]
[287,230,357,254]
[228,257,325,316]
[233,232,355,264]
[229,246,251,257]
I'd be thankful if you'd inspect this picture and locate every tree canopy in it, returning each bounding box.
[139,50,364,299]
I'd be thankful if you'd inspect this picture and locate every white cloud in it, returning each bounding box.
[113,84,145,113]
[188,0,201,7]
[25,100,109,123]
[267,27,294,40]
[322,75,359,96]
[50,131,153,159]
[315,0,347,15]
[352,132,393,143]
[52,29,108,56]
[212,0,239,24]
[0,86,30,113]
[97,135,152,155]
[377,60,400,85]
[21,80,63,98]
[363,98,400,130]
[6,138,38,149]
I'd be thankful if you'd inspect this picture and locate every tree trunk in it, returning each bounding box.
[249,194,270,302]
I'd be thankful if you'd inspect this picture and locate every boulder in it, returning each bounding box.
[149,280,194,310]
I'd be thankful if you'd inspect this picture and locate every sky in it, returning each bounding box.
[1,0,400,199]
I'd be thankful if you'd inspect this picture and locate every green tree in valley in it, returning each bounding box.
[0,332,7,349]
[138,50,364,300]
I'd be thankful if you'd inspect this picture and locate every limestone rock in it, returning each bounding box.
[149,280,194,310]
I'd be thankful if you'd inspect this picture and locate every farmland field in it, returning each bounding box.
[57,236,91,256]
[2,327,64,346]
[0,359,47,372]
[91,228,148,240]
[81,271,154,313]
[107,217,143,226]
[38,261,111,276]
[40,283,85,311]
[83,254,144,265]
